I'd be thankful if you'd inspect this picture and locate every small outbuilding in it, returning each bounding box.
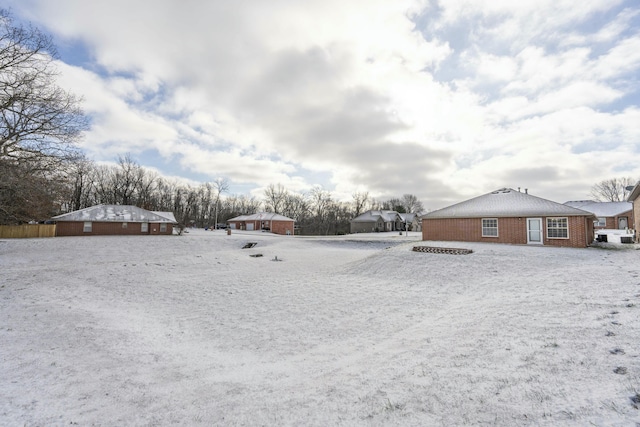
[52,205,177,236]
[563,200,633,230]
[350,210,405,233]
[422,188,595,248]
[227,212,295,235]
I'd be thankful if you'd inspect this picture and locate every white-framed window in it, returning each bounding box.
[83,222,92,233]
[122,222,128,229]
[141,223,148,233]
[594,217,606,227]
[482,218,498,237]
[547,217,568,239]
[160,223,167,233]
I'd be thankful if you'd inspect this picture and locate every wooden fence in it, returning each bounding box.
[0,224,57,238]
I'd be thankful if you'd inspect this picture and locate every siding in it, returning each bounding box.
[351,221,377,233]
[422,216,593,248]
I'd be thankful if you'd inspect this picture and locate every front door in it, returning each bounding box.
[527,218,543,244]
[619,217,628,229]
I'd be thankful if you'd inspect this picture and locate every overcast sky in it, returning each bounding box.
[8,0,640,209]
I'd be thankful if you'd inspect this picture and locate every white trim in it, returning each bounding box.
[527,218,543,244]
[546,217,569,239]
[481,218,498,237]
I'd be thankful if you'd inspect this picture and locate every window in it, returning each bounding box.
[122,222,128,229]
[160,223,167,233]
[83,222,92,233]
[141,223,148,233]
[547,217,568,238]
[594,217,606,227]
[482,218,498,237]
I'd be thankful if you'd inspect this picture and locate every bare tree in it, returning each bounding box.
[282,192,309,221]
[0,159,64,223]
[112,154,144,205]
[64,155,95,211]
[0,10,87,169]
[212,177,229,228]
[382,197,405,212]
[590,177,636,202]
[351,191,369,217]
[263,183,287,214]
[0,11,87,224]
[309,186,333,234]
[401,194,424,213]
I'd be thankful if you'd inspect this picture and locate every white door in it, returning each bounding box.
[246,223,254,231]
[527,218,543,244]
[619,217,628,229]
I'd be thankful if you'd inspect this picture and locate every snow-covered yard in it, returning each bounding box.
[1,230,639,426]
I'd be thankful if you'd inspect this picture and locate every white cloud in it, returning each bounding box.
[5,0,640,208]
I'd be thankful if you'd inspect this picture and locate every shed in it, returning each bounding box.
[52,205,177,236]
[421,188,595,248]
[227,212,295,235]
[563,200,632,230]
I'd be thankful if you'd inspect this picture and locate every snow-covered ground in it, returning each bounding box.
[1,229,639,426]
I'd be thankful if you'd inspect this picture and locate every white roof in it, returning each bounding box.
[398,213,417,222]
[423,188,594,219]
[52,205,177,223]
[153,211,178,222]
[563,201,632,217]
[351,210,402,223]
[227,212,295,222]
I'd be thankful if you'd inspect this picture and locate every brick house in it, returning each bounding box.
[227,212,295,235]
[52,205,177,236]
[564,200,633,230]
[422,188,595,248]
[627,182,640,243]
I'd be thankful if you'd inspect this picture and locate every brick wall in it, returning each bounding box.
[594,211,632,230]
[422,216,593,248]
[270,220,294,235]
[634,203,640,242]
[56,221,173,236]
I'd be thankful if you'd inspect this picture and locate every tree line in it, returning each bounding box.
[1,11,636,233]
[0,11,425,234]
[60,154,424,235]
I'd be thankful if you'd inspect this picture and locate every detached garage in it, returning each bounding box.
[422,188,595,248]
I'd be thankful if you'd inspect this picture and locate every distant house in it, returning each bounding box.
[399,212,422,232]
[421,188,595,248]
[227,212,295,235]
[52,205,177,236]
[564,200,633,230]
[350,210,405,233]
[627,182,640,243]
